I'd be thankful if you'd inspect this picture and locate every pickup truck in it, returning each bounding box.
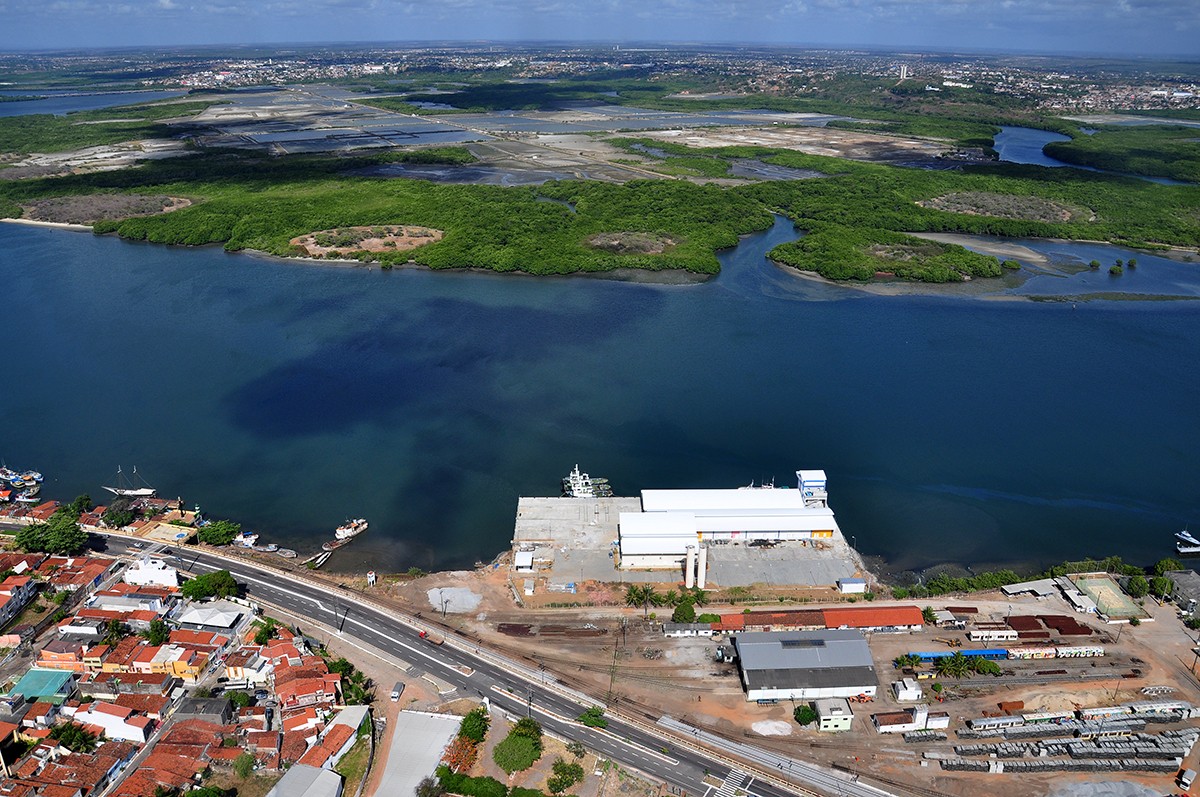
[419,630,444,646]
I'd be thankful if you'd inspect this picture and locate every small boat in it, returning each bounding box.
[253,543,279,553]
[232,531,260,548]
[20,472,42,483]
[334,518,368,540]
[16,490,40,504]
[1177,529,1200,547]
[275,549,298,559]
[9,479,25,489]
[19,484,39,498]
[309,551,333,569]
[322,537,353,552]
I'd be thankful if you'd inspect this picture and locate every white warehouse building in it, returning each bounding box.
[618,470,839,570]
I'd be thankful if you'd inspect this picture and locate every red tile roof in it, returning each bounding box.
[822,605,924,628]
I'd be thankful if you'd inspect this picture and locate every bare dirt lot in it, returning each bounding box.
[290,225,444,258]
[918,192,1095,223]
[22,194,190,225]
[634,126,950,165]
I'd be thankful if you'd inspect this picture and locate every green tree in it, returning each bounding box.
[103,618,129,646]
[64,494,93,519]
[793,705,817,726]
[1150,575,1173,600]
[511,717,543,749]
[578,706,607,729]
[547,757,585,794]
[198,519,241,546]
[1154,558,1184,577]
[672,599,696,624]
[1089,259,1101,268]
[492,734,540,774]
[624,585,657,618]
[49,722,98,753]
[893,653,921,669]
[934,651,971,679]
[458,707,490,743]
[233,751,255,778]
[1126,575,1149,599]
[141,618,170,646]
[565,741,586,758]
[921,606,937,625]
[102,498,135,529]
[15,512,89,555]
[181,570,239,600]
[1109,264,1123,275]
[1127,258,1137,267]
[254,619,278,646]
[415,776,445,797]
[228,690,251,708]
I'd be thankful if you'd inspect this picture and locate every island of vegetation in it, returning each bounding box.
[1,71,1197,284]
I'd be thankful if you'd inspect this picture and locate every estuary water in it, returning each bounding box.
[1,219,1198,577]
[0,89,188,118]
[993,125,1190,186]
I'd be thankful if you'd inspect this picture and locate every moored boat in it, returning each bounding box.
[276,548,298,559]
[322,537,353,552]
[334,518,368,540]
[253,543,279,553]
[103,466,156,497]
[232,531,260,548]
[310,551,333,569]
[1177,529,1200,547]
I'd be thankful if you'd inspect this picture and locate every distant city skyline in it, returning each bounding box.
[2,0,1198,57]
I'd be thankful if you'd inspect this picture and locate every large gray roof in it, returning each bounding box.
[733,629,873,671]
[732,630,878,691]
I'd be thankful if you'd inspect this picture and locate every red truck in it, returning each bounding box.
[419,630,444,645]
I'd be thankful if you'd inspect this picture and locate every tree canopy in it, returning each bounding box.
[15,511,89,555]
[181,569,239,600]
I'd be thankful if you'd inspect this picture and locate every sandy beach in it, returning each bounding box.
[0,217,94,232]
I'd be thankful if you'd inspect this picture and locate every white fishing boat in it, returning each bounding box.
[232,531,260,548]
[334,518,368,540]
[103,466,156,497]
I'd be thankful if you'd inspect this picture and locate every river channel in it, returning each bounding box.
[1,219,1198,578]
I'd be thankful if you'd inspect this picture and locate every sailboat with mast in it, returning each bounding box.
[103,466,156,498]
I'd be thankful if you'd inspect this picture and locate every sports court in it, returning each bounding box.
[1073,574,1144,619]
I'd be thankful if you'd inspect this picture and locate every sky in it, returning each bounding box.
[1,0,1198,57]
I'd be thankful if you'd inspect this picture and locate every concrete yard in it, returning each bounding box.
[512,496,864,588]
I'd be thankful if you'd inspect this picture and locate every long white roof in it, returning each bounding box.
[619,511,697,537]
[641,488,817,513]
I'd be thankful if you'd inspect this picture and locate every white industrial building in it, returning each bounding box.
[814,698,854,732]
[618,470,839,573]
[732,629,878,702]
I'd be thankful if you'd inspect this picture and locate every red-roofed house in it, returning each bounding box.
[297,721,356,769]
[276,675,342,710]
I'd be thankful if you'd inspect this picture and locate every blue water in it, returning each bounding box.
[0,90,188,118]
[994,126,1191,186]
[1,219,1198,578]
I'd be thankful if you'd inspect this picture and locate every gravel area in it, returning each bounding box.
[427,586,482,614]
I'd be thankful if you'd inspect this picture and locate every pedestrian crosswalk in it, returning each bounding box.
[714,770,748,797]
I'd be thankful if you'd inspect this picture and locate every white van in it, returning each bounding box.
[391,682,405,702]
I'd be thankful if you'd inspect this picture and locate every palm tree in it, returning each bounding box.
[689,588,709,607]
[661,589,680,608]
[624,585,657,617]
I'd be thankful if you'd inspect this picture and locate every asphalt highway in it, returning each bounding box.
[101,535,890,797]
